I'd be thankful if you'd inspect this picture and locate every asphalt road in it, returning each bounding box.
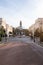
[0,37,43,65]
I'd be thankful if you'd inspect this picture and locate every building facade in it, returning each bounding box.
[6,24,13,36]
[29,18,43,35]
[0,18,6,29]
[0,18,13,36]
[16,21,24,35]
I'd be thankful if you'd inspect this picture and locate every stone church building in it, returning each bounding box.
[16,21,24,35]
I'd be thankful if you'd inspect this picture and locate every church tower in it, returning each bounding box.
[20,21,22,27]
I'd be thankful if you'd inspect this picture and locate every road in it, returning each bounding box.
[0,36,43,65]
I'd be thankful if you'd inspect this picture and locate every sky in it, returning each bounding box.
[0,0,43,28]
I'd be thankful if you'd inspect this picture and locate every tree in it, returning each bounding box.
[0,26,6,37]
[23,29,29,36]
[0,26,6,41]
[34,28,40,37]
[40,32,43,42]
[12,28,16,36]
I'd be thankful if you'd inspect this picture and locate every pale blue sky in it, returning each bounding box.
[0,0,43,28]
